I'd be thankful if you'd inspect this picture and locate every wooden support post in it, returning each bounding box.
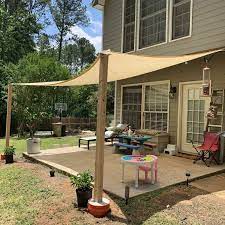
[5,84,13,148]
[94,53,109,202]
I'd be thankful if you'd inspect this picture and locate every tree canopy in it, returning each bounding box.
[0,0,115,137]
[49,0,89,61]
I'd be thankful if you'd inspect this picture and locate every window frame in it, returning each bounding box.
[120,80,170,132]
[121,0,138,53]
[137,0,169,50]
[169,0,193,42]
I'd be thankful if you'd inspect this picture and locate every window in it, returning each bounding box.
[139,0,167,49]
[122,86,142,129]
[144,83,169,131]
[123,0,136,52]
[121,82,169,131]
[172,0,192,40]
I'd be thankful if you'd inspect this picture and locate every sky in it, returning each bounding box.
[45,0,103,52]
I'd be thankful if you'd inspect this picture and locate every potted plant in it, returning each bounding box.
[70,170,94,208]
[24,107,49,154]
[4,146,15,164]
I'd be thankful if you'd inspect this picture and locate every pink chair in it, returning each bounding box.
[139,155,158,183]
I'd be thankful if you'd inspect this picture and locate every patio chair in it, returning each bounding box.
[192,132,220,167]
[138,155,158,183]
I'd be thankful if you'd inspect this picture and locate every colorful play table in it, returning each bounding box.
[121,155,156,188]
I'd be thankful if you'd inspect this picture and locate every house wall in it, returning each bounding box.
[103,0,225,55]
[115,53,225,144]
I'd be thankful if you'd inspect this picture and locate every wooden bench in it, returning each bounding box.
[144,142,159,155]
[114,142,140,154]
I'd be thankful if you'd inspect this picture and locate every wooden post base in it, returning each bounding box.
[88,198,110,218]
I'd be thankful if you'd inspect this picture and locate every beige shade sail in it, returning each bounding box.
[13,48,224,87]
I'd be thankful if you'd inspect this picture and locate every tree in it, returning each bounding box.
[37,33,52,54]
[10,53,71,135]
[0,3,41,64]
[62,37,96,73]
[49,0,89,61]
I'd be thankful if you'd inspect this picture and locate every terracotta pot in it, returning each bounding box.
[1,154,5,160]
[88,198,110,218]
[76,188,92,208]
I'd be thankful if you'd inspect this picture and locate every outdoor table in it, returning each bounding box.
[119,135,151,154]
[78,136,96,150]
[121,155,156,188]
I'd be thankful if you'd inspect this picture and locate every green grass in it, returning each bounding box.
[0,136,79,156]
[0,165,58,225]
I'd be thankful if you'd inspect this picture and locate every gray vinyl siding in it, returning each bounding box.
[103,0,123,52]
[103,0,225,55]
[115,53,225,144]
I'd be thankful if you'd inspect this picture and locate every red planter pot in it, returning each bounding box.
[88,198,110,218]
[0,154,5,161]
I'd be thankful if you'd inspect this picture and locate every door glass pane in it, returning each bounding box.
[186,88,206,144]
[188,100,193,110]
[122,86,142,129]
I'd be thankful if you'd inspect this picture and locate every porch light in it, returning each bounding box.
[169,85,177,99]
[185,170,191,186]
[202,66,211,96]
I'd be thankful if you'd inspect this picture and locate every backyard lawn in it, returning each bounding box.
[2,160,225,225]
[0,136,80,156]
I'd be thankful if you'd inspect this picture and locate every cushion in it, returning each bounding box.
[105,130,114,138]
[116,123,127,130]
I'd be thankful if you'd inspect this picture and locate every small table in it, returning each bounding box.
[121,155,156,188]
[78,136,96,150]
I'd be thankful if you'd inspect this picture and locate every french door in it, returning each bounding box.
[180,82,211,154]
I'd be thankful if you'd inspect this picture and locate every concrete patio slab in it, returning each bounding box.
[23,145,225,198]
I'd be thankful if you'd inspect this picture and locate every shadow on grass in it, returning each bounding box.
[106,184,208,225]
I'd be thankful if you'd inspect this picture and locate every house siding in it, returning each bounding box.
[115,53,225,144]
[103,0,123,52]
[103,0,225,55]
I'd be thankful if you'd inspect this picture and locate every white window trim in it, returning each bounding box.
[169,0,193,43]
[121,0,138,53]
[137,0,169,51]
[120,80,170,132]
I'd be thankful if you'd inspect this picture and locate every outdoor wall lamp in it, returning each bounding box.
[202,65,211,96]
[169,85,177,99]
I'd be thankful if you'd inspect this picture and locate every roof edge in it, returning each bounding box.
[91,0,105,10]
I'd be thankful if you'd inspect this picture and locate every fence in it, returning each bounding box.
[51,117,97,131]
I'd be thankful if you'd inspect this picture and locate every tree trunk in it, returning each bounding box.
[58,30,64,61]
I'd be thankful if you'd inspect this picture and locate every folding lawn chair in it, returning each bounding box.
[192,132,220,167]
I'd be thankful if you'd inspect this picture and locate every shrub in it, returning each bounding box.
[70,170,93,191]
[4,146,16,155]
